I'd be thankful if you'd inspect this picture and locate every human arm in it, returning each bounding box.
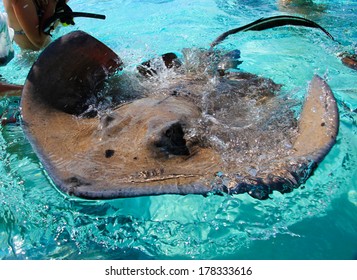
[10,0,53,49]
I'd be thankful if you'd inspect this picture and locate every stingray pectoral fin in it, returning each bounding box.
[231,78,339,200]
[293,75,339,162]
[22,31,123,116]
[20,31,125,198]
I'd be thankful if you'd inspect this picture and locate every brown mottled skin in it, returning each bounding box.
[20,31,339,200]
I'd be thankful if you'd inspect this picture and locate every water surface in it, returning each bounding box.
[0,0,356,259]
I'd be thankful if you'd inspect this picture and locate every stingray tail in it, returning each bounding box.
[210,15,335,48]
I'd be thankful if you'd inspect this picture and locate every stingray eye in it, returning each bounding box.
[154,122,190,156]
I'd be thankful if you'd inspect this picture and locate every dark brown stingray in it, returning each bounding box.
[21,31,339,200]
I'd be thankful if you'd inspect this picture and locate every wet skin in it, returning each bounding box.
[21,31,339,200]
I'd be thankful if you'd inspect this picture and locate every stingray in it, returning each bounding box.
[21,20,339,200]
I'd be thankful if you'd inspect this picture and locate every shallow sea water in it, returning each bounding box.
[0,0,356,260]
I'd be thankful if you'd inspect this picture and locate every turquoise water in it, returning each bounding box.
[1,0,356,260]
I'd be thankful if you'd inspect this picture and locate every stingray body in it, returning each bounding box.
[21,31,339,200]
